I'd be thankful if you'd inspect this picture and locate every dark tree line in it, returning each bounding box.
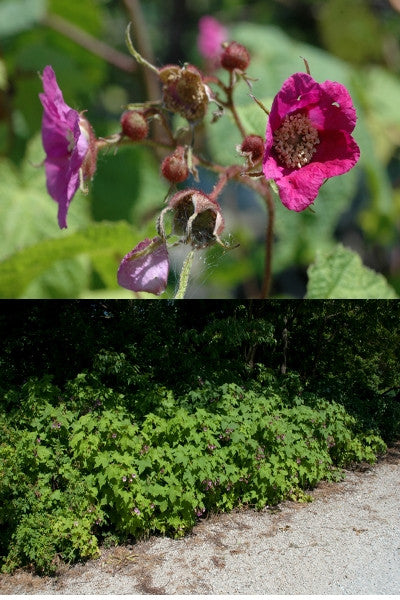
[1,299,399,396]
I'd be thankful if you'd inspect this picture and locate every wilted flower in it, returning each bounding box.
[262,72,360,211]
[117,236,169,295]
[39,65,97,228]
[158,189,225,249]
[159,64,211,122]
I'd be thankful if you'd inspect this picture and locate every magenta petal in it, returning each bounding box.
[39,65,89,228]
[263,71,360,212]
[44,159,81,228]
[117,237,169,295]
[275,164,326,211]
[312,130,360,176]
[308,80,357,133]
[269,72,321,129]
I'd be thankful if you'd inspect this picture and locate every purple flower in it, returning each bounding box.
[197,16,227,63]
[133,507,141,515]
[117,236,169,295]
[39,65,96,228]
[262,72,360,211]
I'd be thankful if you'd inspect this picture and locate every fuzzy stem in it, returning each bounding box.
[209,164,243,202]
[123,0,161,105]
[226,71,247,139]
[124,23,159,78]
[174,249,195,299]
[231,174,275,299]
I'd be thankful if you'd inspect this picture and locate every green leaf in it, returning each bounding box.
[0,135,90,261]
[0,221,143,298]
[306,244,398,299]
[91,145,169,226]
[36,445,51,461]
[21,255,91,299]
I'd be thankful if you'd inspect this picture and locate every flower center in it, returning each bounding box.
[273,112,319,169]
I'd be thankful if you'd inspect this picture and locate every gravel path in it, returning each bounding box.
[1,444,399,595]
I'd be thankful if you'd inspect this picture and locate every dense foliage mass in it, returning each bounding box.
[1,300,399,575]
[0,375,386,575]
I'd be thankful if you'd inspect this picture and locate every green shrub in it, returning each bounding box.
[0,378,387,575]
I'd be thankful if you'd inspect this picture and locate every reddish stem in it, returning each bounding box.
[208,165,243,202]
[239,176,275,299]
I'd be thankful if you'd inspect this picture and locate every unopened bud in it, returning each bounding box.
[121,110,149,140]
[221,41,250,72]
[238,134,264,166]
[161,146,189,183]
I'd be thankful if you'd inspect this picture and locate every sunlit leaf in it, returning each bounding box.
[0,221,143,298]
[306,244,398,299]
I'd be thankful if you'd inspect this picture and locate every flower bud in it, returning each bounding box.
[161,146,189,183]
[221,41,250,72]
[117,236,169,295]
[159,64,210,122]
[121,110,149,140]
[158,189,224,248]
[238,134,264,166]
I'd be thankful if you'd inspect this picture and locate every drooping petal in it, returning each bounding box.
[117,237,169,295]
[43,158,81,229]
[39,65,89,228]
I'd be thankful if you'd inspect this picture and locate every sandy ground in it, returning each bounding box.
[1,442,399,595]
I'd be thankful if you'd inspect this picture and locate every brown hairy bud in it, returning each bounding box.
[238,135,265,166]
[221,41,250,72]
[161,146,189,183]
[121,110,149,140]
[159,64,210,122]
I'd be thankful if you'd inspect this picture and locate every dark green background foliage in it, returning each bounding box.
[0,300,399,574]
[1,0,400,297]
